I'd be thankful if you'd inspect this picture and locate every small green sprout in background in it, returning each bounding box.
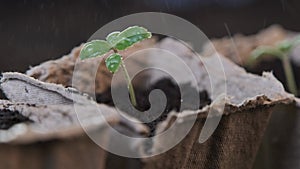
[79,26,152,106]
[249,35,300,96]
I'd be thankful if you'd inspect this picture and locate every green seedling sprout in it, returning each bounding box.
[79,26,152,106]
[249,36,300,96]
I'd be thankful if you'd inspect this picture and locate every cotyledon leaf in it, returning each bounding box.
[105,53,122,73]
[277,35,300,53]
[106,31,120,45]
[106,26,152,50]
[250,46,284,60]
[247,46,285,66]
[114,33,152,50]
[80,40,112,60]
[277,41,293,53]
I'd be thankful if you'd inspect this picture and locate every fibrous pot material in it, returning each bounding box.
[2,37,295,169]
[202,25,300,169]
[0,72,148,169]
[141,38,294,169]
[0,72,148,143]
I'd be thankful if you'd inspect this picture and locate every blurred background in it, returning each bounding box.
[0,0,300,72]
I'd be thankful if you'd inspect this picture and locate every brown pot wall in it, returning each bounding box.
[143,107,272,169]
[0,134,106,169]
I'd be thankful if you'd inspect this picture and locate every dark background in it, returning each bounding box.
[0,0,300,72]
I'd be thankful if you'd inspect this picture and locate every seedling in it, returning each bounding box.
[79,26,152,106]
[249,36,300,96]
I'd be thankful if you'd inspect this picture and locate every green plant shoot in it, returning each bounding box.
[249,36,300,96]
[79,26,152,106]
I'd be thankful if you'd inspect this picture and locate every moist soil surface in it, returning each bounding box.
[96,78,211,137]
[0,109,31,130]
[0,82,32,129]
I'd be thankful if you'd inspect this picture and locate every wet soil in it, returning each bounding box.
[96,78,211,137]
[0,109,31,130]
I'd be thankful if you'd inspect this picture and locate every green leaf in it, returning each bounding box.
[105,53,122,73]
[248,46,284,66]
[250,46,284,60]
[277,41,293,53]
[277,36,300,53]
[106,31,120,45]
[80,40,112,60]
[107,26,152,50]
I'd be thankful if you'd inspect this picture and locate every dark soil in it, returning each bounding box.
[0,90,6,100]
[96,78,211,137]
[0,74,6,100]
[0,81,31,130]
[0,109,31,130]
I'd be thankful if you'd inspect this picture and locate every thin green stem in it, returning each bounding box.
[281,54,298,96]
[120,60,137,107]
